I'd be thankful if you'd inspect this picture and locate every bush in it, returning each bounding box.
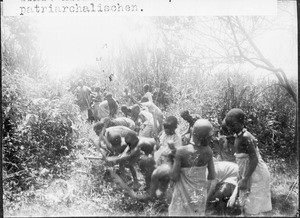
[3,90,80,195]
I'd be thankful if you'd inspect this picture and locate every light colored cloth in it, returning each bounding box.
[77,86,92,111]
[169,166,208,216]
[105,126,134,138]
[143,92,153,102]
[139,110,158,138]
[140,102,164,127]
[112,117,135,130]
[154,132,182,166]
[235,147,272,215]
[139,110,153,122]
[93,100,109,120]
[213,161,238,185]
[80,109,88,120]
[139,122,155,138]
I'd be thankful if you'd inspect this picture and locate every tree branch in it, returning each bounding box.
[227,17,297,103]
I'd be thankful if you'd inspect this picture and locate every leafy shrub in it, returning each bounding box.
[167,70,297,165]
[3,91,80,195]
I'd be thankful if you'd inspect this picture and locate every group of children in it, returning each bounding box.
[80,82,272,216]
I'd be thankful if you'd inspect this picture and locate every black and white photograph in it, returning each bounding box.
[2,0,298,216]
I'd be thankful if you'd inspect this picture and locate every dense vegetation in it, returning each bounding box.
[2,15,298,216]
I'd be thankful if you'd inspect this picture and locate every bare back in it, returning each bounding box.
[172,143,216,181]
[177,143,213,168]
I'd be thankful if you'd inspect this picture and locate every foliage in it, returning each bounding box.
[2,91,80,190]
[2,17,80,200]
[1,17,45,79]
[4,131,298,217]
[166,67,297,164]
[2,14,298,217]
[67,66,108,93]
[114,41,179,109]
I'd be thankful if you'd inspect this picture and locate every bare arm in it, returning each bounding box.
[207,179,219,202]
[170,150,182,182]
[130,96,142,106]
[107,146,140,164]
[99,126,113,152]
[206,156,217,202]
[239,137,258,190]
[207,156,216,181]
[227,185,238,207]
[152,110,158,138]
[153,134,161,151]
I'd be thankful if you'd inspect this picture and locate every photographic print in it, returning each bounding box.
[2,0,298,216]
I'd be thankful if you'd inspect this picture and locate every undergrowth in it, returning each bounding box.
[3,122,298,217]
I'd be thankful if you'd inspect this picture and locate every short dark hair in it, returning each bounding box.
[121,105,128,112]
[180,110,190,118]
[143,84,150,91]
[163,116,178,129]
[225,108,245,125]
[93,121,105,132]
[105,92,112,99]
[130,104,140,115]
[141,97,149,102]
[192,119,213,144]
[125,131,139,149]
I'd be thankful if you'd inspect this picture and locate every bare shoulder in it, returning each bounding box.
[205,145,214,155]
[199,145,213,159]
[176,144,193,156]
[138,136,156,145]
[242,130,256,142]
[107,126,133,135]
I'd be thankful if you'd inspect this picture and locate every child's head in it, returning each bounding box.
[180,110,191,122]
[192,119,213,145]
[93,121,105,136]
[141,96,149,103]
[225,108,245,134]
[130,104,141,120]
[143,84,150,92]
[220,118,230,135]
[125,131,139,150]
[101,117,115,128]
[121,105,130,116]
[105,92,113,100]
[95,87,101,92]
[163,116,178,135]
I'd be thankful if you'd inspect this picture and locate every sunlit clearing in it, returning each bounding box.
[35,16,152,79]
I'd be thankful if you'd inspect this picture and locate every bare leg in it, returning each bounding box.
[118,164,128,182]
[129,165,140,190]
[149,164,171,200]
[139,156,156,191]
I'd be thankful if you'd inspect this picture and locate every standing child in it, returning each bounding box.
[224,108,272,215]
[217,119,236,162]
[105,92,118,118]
[76,80,92,121]
[150,116,182,199]
[142,84,153,102]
